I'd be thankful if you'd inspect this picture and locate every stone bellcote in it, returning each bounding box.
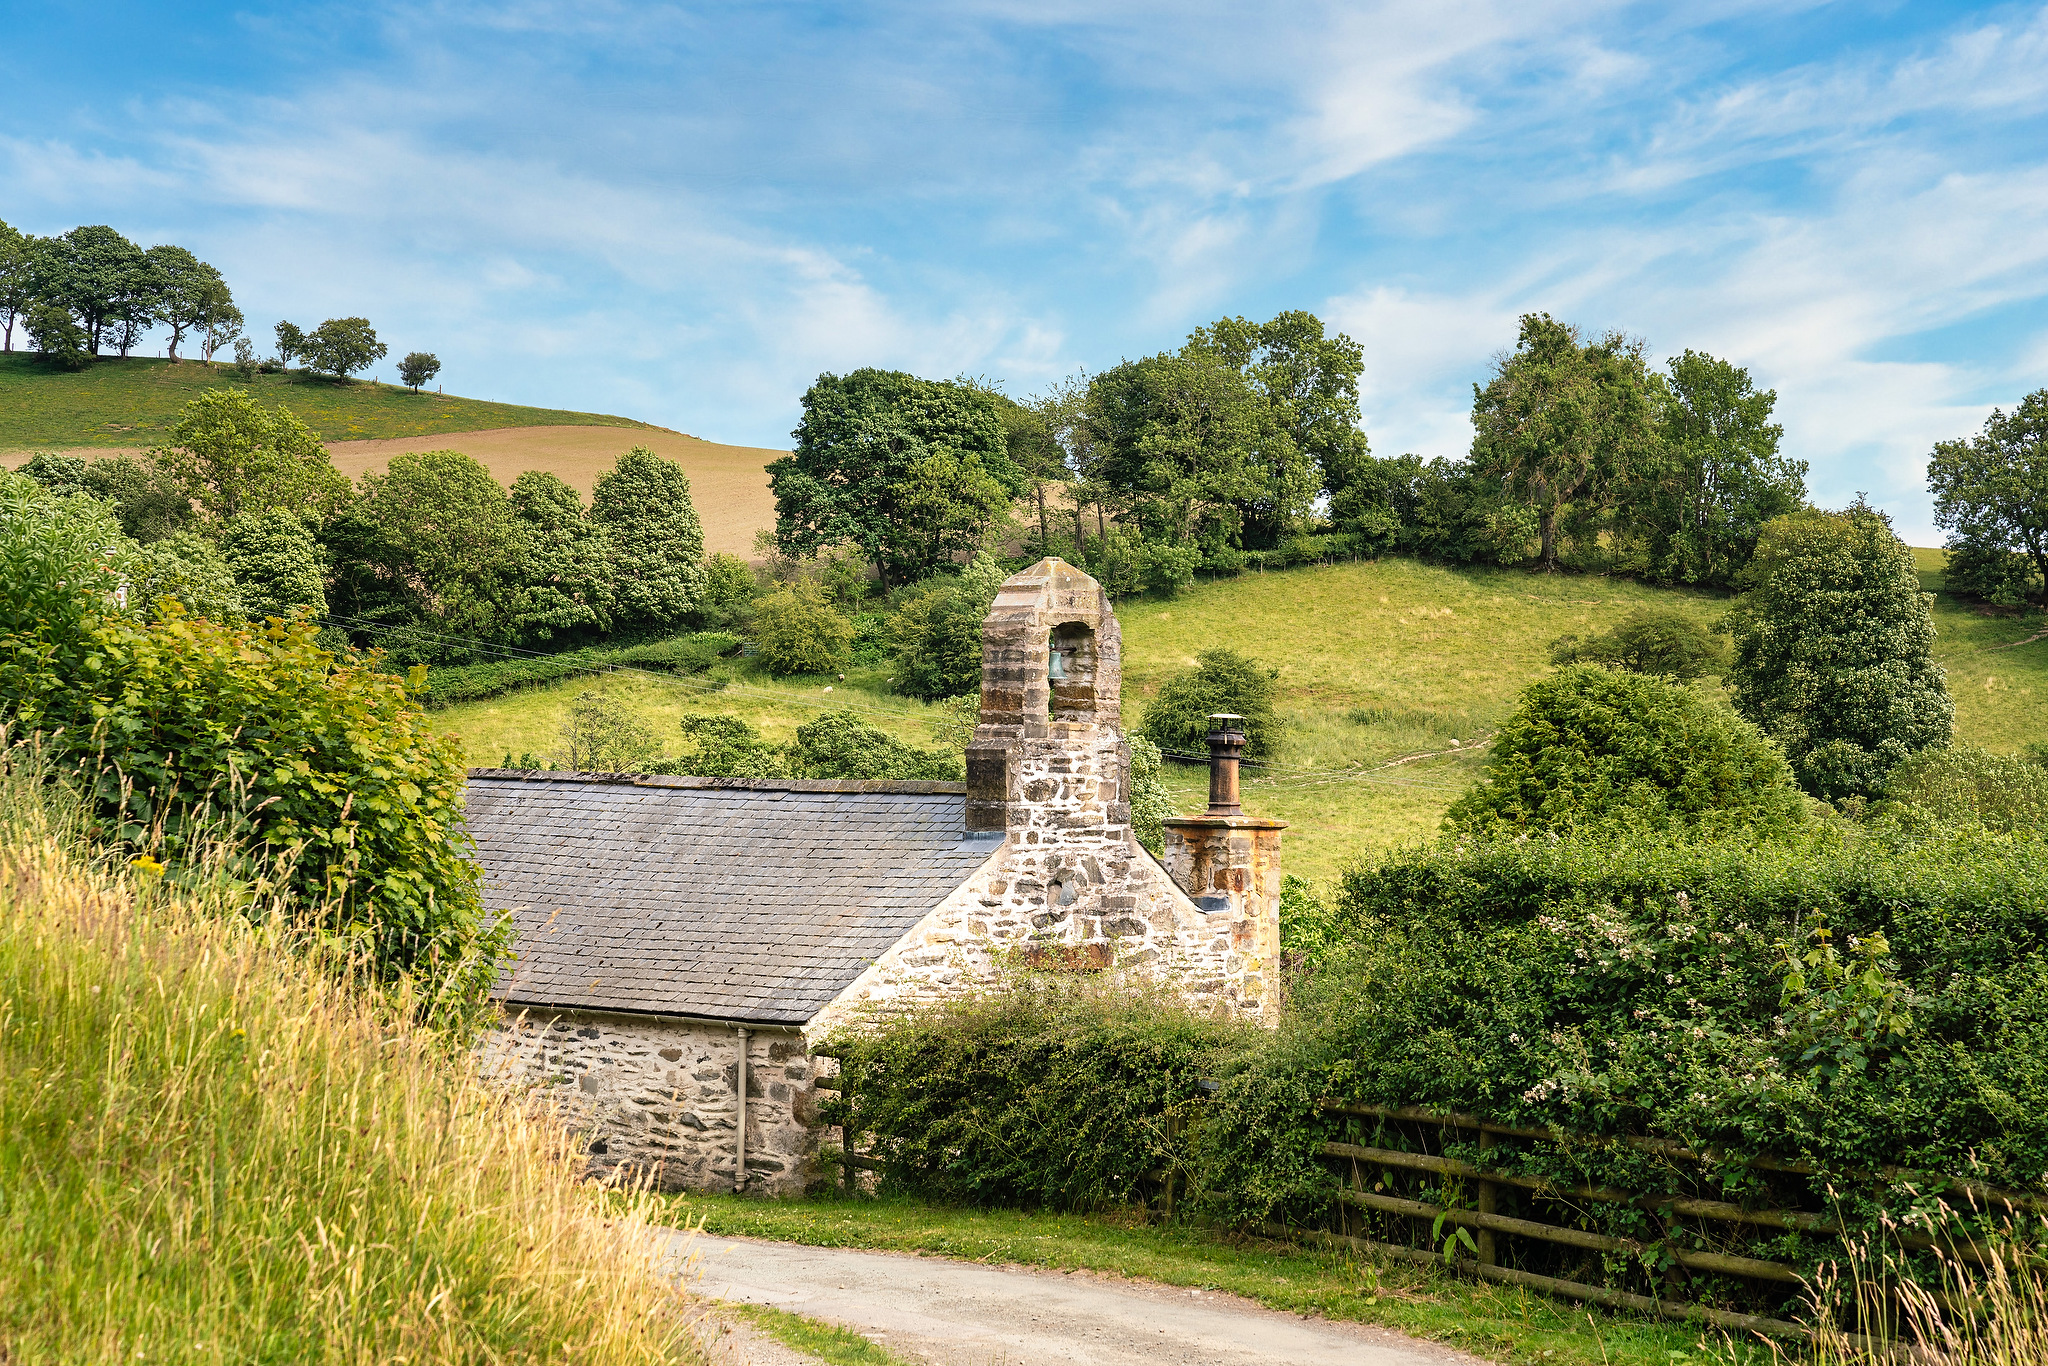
[965,558,1130,844]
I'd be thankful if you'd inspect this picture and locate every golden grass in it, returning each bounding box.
[0,768,702,1363]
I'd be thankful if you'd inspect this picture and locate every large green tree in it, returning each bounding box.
[146,387,351,522]
[771,369,1021,585]
[1726,503,1954,800]
[1632,350,1806,587]
[344,449,524,647]
[1183,309,1369,540]
[590,446,707,630]
[219,510,328,620]
[144,245,230,363]
[1927,388,2048,606]
[304,317,387,380]
[32,225,150,358]
[508,470,613,643]
[1470,313,1659,571]
[1086,351,1301,553]
[0,219,34,353]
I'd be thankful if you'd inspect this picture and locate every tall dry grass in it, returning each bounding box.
[0,758,701,1363]
[1783,1222,2048,1365]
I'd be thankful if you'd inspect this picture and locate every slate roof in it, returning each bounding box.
[465,770,996,1027]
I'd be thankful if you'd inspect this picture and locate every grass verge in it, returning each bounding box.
[663,1192,1760,1366]
[720,1303,915,1365]
[0,758,699,1362]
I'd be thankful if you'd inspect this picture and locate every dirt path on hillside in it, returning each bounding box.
[678,1233,1477,1366]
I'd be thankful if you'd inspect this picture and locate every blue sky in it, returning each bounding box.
[6,2,2047,544]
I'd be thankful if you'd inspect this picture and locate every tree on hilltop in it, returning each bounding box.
[31,225,149,358]
[0,219,35,352]
[304,317,387,381]
[145,245,231,363]
[1928,389,2048,607]
[1630,349,1806,587]
[1183,309,1368,543]
[1470,313,1660,571]
[398,351,441,392]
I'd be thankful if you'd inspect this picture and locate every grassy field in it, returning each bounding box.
[435,554,2047,885]
[0,352,650,450]
[668,1192,1753,1366]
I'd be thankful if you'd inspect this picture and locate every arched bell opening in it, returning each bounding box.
[1046,621,1100,722]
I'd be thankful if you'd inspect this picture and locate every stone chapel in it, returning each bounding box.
[471,557,1284,1194]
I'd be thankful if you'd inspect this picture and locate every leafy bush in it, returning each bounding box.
[889,582,983,699]
[220,509,326,620]
[125,531,246,622]
[673,713,788,778]
[1883,744,2048,834]
[417,632,737,707]
[82,455,200,542]
[556,690,664,773]
[1128,734,1173,854]
[1139,648,1281,760]
[25,303,89,369]
[788,711,962,781]
[697,551,759,631]
[820,975,1247,1208]
[0,474,501,1004]
[1200,824,2048,1222]
[662,709,961,781]
[1727,503,1954,799]
[1444,664,1806,837]
[1547,606,1727,680]
[753,581,852,675]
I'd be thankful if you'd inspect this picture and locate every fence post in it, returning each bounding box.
[1475,1129,1498,1267]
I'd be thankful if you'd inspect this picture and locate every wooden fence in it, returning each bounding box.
[823,1084,2040,1341]
[1285,1100,2040,1340]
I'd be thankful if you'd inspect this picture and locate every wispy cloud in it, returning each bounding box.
[1,0,2043,544]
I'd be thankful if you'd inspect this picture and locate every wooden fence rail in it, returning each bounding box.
[819,1080,2036,1340]
[1304,1099,2040,1340]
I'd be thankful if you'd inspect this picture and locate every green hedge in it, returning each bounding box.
[1202,826,2048,1217]
[821,978,1247,1208]
[418,632,741,707]
[828,824,2048,1305]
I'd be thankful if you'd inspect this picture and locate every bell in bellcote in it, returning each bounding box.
[1047,646,1069,682]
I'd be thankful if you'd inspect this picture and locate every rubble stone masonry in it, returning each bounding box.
[810,558,1281,1040]
[479,1012,820,1195]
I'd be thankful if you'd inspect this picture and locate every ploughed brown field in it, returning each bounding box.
[7,424,781,558]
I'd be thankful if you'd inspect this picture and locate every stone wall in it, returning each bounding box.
[479,1010,820,1195]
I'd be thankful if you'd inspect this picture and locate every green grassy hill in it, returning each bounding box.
[432,555,2047,886]
[0,353,651,451]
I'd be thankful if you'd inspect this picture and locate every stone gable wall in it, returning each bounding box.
[479,1011,819,1195]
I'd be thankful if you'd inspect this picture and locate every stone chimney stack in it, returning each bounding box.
[1162,717,1284,1003]
[965,558,1128,845]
